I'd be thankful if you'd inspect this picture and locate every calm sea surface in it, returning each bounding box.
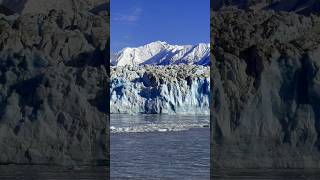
[110,114,210,179]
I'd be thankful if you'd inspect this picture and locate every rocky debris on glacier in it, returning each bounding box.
[0,0,109,165]
[111,65,210,114]
[111,41,210,66]
[212,7,320,168]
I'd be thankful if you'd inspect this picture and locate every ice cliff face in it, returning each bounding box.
[0,0,106,15]
[213,0,320,15]
[0,0,109,165]
[111,65,210,114]
[111,41,210,66]
[212,8,320,169]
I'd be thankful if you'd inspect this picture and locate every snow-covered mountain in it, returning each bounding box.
[111,41,210,66]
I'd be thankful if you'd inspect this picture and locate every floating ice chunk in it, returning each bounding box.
[157,128,168,132]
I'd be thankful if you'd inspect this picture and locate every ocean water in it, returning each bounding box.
[213,169,320,180]
[0,165,109,180]
[110,114,210,179]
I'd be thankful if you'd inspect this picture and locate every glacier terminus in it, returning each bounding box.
[110,41,210,114]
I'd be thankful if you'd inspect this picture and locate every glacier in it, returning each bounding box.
[110,65,210,114]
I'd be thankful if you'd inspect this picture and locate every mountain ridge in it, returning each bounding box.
[111,41,210,66]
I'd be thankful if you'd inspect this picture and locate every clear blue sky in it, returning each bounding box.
[111,0,210,52]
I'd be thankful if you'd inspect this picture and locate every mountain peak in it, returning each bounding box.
[143,41,169,49]
[152,40,168,45]
[111,41,210,66]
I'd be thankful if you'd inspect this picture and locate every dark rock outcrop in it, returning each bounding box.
[211,8,320,168]
[0,0,109,166]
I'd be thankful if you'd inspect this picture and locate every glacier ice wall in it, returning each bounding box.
[110,65,210,114]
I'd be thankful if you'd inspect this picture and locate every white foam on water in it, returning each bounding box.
[110,123,209,133]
